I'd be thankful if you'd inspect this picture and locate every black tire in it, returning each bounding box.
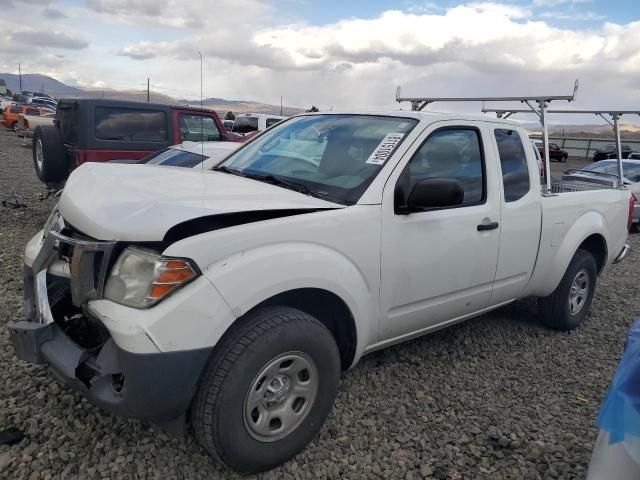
[539,249,597,331]
[191,306,341,473]
[11,121,18,133]
[32,125,68,183]
[561,154,568,163]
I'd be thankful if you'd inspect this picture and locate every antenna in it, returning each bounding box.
[198,51,204,170]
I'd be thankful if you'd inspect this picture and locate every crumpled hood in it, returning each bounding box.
[58,163,342,241]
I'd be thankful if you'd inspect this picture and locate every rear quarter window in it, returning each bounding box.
[95,107,167,142]
[495,129,531,202]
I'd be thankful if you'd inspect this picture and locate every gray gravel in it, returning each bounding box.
[0,128,638,480]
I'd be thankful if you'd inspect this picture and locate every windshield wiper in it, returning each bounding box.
[214,166,318,197]
[213,165,247,177]
[245,173,314,196]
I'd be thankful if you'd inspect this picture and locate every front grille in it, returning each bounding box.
[32,212,116,324]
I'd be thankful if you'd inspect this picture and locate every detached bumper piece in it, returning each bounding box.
[613,244,630,264]
[9,314,211,422]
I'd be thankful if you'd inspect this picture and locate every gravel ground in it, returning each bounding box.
[0,128,638,480]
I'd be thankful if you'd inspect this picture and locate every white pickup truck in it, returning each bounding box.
[10,111,632,473]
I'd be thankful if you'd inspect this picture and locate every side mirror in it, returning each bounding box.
[402,178,464,213]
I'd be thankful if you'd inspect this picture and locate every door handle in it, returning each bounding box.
[477,222,499,231]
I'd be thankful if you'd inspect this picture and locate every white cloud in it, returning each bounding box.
[86,0,273,29]
[2,0,640,120]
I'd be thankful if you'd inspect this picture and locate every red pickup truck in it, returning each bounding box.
[33,98,245,184]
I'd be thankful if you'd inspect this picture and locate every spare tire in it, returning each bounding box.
[33,125,68,183]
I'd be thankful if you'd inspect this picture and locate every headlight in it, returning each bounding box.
[104,247,198,308]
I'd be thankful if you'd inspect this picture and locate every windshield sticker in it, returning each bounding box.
[366,133,405,165]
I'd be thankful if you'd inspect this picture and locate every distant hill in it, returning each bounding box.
[180,97,304,116]
[0,73,82,96]
[524,123,640,140]
[0,73,305,116]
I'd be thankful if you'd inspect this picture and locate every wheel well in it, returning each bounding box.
[578,234,607,273]
[251,288,357,370]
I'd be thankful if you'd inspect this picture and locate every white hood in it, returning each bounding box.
[58,163,342,241]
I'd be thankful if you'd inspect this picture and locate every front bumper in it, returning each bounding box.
[10,216,217,423]
[10,293,212,421]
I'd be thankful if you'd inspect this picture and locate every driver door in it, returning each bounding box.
[379,122,501,341]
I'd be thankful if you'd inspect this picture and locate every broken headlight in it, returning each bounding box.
[104,247,198,308]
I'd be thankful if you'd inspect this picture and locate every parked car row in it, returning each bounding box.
[2,104,54,133]
[530,140,640,163]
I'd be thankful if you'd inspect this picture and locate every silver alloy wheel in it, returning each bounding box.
[35,138,44,171]
[568,269,590,315]
[243,351,318,442]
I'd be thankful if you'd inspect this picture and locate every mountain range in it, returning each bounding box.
[0,73,305,116]
[2,73,639,137]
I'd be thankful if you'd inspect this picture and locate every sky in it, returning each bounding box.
[1,0,640,124]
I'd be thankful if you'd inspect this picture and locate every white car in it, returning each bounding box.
[140,140,241,169]
[232,113,286,135]
[10,111,632,473]
[0,96,15,113]
[16,112,55,139]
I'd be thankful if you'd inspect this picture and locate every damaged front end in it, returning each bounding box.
[9,212,211,424]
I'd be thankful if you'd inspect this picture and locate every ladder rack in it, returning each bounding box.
[395,80,580,194]
[481,106,640,187]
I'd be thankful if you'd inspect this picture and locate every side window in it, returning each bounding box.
[26,108,39,116]
[10,107,21,114]
[494,129,530,202]
[397,128,485,209]
[95,107,167,141]
[178,114,221,142]
[266,117,282,128]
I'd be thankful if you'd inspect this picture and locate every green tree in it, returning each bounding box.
[306,106,319,112]
[225,111,235,120]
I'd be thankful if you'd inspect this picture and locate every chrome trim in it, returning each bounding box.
[613,244,630,264]
[32,215,116,324]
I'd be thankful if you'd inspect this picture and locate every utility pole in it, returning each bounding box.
[147,78,150,102]
[280,96,283,116]
[18,63,22,91]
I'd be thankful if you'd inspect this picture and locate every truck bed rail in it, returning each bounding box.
[549,179,614,193]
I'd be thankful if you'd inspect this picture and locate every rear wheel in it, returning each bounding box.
[32,125,69,183]
[561,154,568,162]
[539,249,597,330]
[191,306,341,473]
[11,121,18,133]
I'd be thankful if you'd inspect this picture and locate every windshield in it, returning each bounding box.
[583,161,640,182]
[217,114,418,205]
[142,148,207,167]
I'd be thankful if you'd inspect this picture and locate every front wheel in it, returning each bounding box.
[191,306,341,473]
[538,249,597,330]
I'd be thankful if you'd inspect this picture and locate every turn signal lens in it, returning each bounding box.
[148,260,196,301]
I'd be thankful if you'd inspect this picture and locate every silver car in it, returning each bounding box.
[563,159,640,230]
